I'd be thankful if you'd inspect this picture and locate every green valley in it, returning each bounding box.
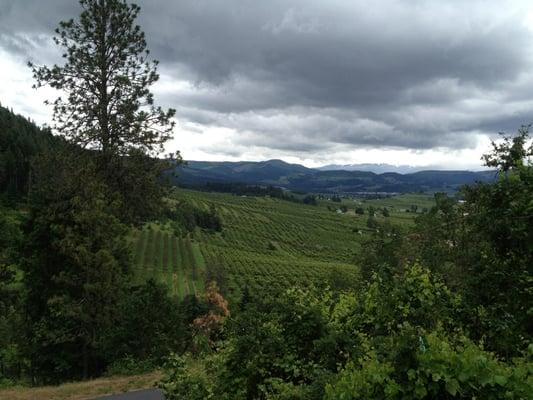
[2,0,532,398]
[131,189,433,301]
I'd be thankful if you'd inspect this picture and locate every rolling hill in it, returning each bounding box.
[172,159,496,193]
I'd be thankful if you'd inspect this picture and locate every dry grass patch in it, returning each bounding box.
[0,371,162,400]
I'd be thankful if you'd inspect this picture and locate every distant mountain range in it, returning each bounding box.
[171,159,496,193]
[318,163,438,174]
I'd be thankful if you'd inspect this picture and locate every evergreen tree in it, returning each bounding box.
[22,148,130,383]
[29,0,174,159]
[0,209,24,382]
[29,0,176,222]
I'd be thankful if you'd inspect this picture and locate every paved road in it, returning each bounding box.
[93,388,164,400]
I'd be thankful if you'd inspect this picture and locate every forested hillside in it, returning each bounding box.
[0,104,60,201]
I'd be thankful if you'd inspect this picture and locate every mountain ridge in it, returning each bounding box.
[173,159,495,193]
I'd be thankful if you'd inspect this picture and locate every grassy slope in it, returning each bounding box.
[0,372,161,400]
[131,189,434,302]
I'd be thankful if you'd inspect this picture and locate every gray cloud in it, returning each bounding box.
[1,0,532,158]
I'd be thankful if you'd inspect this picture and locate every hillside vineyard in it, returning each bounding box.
[131,189,431,300]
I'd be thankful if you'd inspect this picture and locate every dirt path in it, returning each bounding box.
[0,372,162,400]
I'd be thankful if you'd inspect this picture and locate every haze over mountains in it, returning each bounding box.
[173,159,495,194]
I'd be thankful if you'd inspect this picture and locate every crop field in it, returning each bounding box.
[362,193,435,212]
[131,189,435,301]
[131,223,206,298]
[337,193,436,225]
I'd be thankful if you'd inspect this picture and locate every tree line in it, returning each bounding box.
[179,181,319,205]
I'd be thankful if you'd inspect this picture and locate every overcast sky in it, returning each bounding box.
[1,0,533,169]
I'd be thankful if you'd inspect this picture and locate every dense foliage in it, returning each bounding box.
[0,208,24,385]
[166,202,223,234]
[161,264,532,399]
[20,149,129,382]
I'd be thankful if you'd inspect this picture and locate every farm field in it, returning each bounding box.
[132,189,435,301]
[339,192,436,226]
[361,193,436,212]
[130,224,206,298]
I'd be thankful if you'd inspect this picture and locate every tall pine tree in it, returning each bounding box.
[23,0,176,381]
[23,148,130,383]
[29,0,176,223]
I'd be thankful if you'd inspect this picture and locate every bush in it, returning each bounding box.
[210,288,333,400]
[325,332,532,399]
[366,215,378,229]
[102,280,190,367]
[326,264,532,399]
[160,354,213,400]
[104,355,156,376]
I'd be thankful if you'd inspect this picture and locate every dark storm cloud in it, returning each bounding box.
[0,0,79,35]
[1,0,532,153]
[139,1,529,105]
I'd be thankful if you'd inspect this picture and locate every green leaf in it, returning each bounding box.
[493,375,508,386]
[445,379,459,396]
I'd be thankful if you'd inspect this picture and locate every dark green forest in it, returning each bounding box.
[1,0,532,398]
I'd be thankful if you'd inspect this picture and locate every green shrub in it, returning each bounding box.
[104,355,156,376]
[159,354,214,400]
[325,332,533,399]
